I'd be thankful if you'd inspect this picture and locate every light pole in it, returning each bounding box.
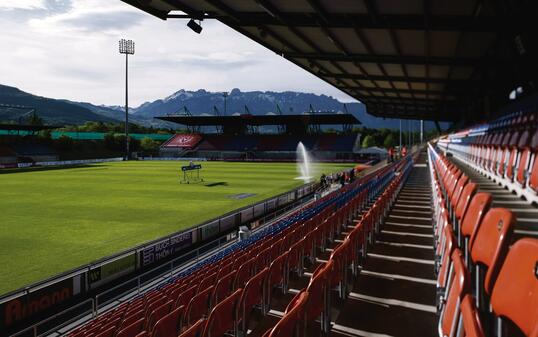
[399,119,402,149]
[119,39,134,160]
[223,92,228,116]
[420,119,424,143]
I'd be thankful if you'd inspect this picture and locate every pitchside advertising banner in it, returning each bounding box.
[201,221,220,241]
[0,274,84,331]
[140,231,193,267]
[88,253,136,288]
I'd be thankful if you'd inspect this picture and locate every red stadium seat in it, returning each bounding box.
[198,272,217,292]
[234,257,254,289]
[329,238,350,298]
[267,251,288,309]
[99,318,121,335]
[262,291,309,337]
[121,310,145,330]
[470,208,515,296]
[305,261,332,333]
[437,225,457,295]
[216,262,233,279]
[94,326,115,337]
[460,295,485,337]
[202,288,242,337]
[116,318,145,337]
[146,300,172,332]
[287,239,304,276]
[213,269,236,304]
[439,250,470,337]
[516,129,538,187]
[239,267,269,333]
[460,193,492,262]
[176,285,198,310]
[490,238,538,337]
[529,153,538,192]
[179,319,206,337]
[152,305,184,337]
[186,286,214,326]
[450,175,469,214]
[346,222,364,276]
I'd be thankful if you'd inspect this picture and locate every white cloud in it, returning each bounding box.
[0,0,357,107]
[0,0,45,10]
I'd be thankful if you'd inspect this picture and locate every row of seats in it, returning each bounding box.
[428,144,538,337]
[263,159,410,337]
[195,134,357,152]
[68,156,408,337]
[440,111,538,204]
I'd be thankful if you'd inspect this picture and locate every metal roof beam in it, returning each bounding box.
[347,87,453,96]
[160,0,205,19]
[179,12,503,32]
[121,0,168,19]
[286,52,478,66]
[324,72,482,86]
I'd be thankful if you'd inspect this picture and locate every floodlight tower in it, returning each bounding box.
[119,39,135,160]
[223,92,228,116]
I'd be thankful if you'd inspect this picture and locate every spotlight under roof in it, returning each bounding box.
[187,19,202,34]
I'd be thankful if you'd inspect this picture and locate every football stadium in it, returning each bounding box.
[1,1,537,337]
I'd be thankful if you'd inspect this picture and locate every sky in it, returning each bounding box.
[0,0,357,107]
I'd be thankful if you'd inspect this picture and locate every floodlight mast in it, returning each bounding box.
[119,39,135,160]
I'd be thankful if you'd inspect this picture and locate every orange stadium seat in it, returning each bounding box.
[460,193,492,263]
[439,249,470,337]
[262,291,309,337]
[460,295,486,337]
[490,238,538,337]
[470,208,515,297]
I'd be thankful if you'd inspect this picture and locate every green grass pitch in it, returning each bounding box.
[0,161,354,295]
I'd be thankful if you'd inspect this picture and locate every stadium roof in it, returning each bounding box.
[0,124,59,132]
[122,0,536,124]
[156,113,360,126]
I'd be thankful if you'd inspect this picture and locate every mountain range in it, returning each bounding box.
[0,84,443,130]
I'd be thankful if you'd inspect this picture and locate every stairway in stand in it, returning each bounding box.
[329,153,437,337]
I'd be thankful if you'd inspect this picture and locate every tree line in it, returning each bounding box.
[353,127,441,149]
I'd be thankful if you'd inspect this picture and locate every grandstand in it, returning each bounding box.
[2,1,537,336]
[0,124,59,166]
[157,114,361,160]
